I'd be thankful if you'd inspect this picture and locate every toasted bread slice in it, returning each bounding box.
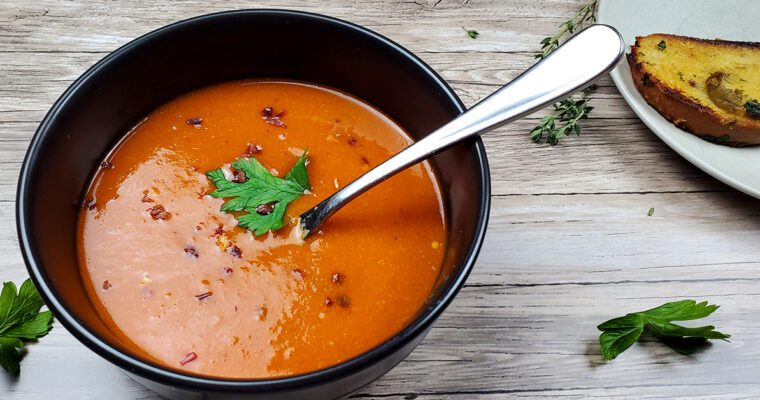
[628,34,760,146]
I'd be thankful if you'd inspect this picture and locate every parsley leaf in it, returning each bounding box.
[598,300,729,360]
[0,337,23,375]
[0,279,54,375]
[206,151,310,236]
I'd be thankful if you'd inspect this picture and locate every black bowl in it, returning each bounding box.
[16,9,490,400]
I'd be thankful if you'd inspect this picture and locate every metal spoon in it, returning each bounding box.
[299,24,625,238]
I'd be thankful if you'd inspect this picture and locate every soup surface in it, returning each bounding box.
[77,81,446,378]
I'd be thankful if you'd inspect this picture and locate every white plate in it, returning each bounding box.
[598,0,760,198]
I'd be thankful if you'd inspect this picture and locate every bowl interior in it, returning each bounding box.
[18,10,488,384]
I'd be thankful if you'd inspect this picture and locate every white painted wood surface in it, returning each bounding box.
[2,1,759,398]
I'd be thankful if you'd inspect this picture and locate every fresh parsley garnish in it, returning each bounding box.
[206,152,310,236]
[0,278,54,375]
[647,207,654,216]
[745,99,760,118]
[657,40,667,51]
[598,300,729,361]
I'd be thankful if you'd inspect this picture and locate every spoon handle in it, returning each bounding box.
[300,24,625,236]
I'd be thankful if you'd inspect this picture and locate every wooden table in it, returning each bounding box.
[2,1,759,398]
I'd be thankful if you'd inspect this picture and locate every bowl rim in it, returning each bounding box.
[16,8,491,392]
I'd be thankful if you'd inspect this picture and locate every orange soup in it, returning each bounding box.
[77,81,446,378]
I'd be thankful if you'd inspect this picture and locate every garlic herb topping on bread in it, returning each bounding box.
[629,34,760,146]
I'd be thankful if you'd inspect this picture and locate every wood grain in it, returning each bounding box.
[1,0,759,399]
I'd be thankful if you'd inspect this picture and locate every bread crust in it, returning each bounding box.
[628,34,760,146]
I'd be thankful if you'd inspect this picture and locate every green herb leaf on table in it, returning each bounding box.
[0,279,54,375]
[206,151,310,236]
[531,0,598,145]
[647,207,654,216]
[464,28,479,39]
[535,0,597,60]
[598,300,729,361]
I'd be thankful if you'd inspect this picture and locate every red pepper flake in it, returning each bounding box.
[325,297,333,307]
[229,245,242,258]
[141,191,153,203]
[688,79,696,87]
[195,291,213,301]
[179,352,197,366]
[331,272,345,285]
[224,267,234,276]
[255,202,275,215]
[184,246,199,258]
[261,107,286,128]
[347,137,357,146]
[360,156,369,165]
[293,269,305,279]
[100,161,114,169]
[338,295,351,308]
[102,280,112,290]
[214,224,225,236]
[231,168,248,183]
[83,198,97,210]
[148,205,171,220]
[245,143,263,156]
[196,188,210,199]
[186,118,203,128]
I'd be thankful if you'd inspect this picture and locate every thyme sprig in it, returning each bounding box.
[530,97,593,145]
[536,0,598,60]
[531,0,598,145]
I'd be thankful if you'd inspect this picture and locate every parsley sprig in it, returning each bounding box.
[598,300,729,361]
[206,152,310,236]
[531,0,598,145]
[0,278,54,375]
